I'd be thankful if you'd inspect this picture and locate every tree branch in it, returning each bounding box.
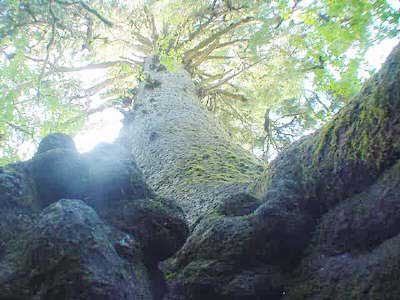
[54,1,113,26]
[5,122,33,137]
[183,16,256,64]
[189,38,250,69]
[207,89,249,102]
[205,58,264,91]
[54,60,133,72]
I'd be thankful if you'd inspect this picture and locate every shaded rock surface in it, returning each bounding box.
[285,161,400,299]
[27,199,151,300]
[36,133,77,155]
[0,137,188,300]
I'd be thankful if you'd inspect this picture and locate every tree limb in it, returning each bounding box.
[183,16,256,64]
[204,58,264,91]
[54,60,133,72]
[207,89,249,102]
[54,1,113,27]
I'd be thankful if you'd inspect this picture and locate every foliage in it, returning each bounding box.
[0,0,399,163]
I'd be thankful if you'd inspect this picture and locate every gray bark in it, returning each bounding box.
[119,56,264,225]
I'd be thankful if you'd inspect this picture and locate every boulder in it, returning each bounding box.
[36,133,77,155]
[286,161,400,299]
[0,134,189,300]
[30,149,88,207]
[100,197,188,262]
[26,199,152,299]
[83,143,154,208]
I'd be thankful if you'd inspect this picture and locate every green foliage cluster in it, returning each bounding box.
[218,0,399,156]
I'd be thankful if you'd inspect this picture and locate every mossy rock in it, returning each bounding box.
[100,197,189,262]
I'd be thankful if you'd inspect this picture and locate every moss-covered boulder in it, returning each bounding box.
[0,162,36,260]
[82,143,154,208]
[31,149,88,207]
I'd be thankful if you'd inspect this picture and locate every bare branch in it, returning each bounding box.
[183,16,256,64]
[37,1,57,94]
[210,89,249,102]
[54,60,133,72]
[82,73,132,97]
[54,1,113,26]
[131,30,153,49]
[189,38,250,69]
[304,89,330,113]
[5,122,33,137]
[189,39,220,69]
[144,6,158,46]
[205,58,264,91]
[196,70,226,81]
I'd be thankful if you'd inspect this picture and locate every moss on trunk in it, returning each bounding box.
[119,56,264,225]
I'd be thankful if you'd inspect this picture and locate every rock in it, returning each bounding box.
[216,192,261,216]
[172,259,237,300]
[174,215,255,268]
[286,161,400,299]
[0,162,36,209]
[165,214,286,299]
[0,134,189,299]
[30,149,88,207]
[100,197,188,262]
[26,199,152,299]
[30,139,154,209]
[83,143,154,209]
[36,133,77,155]
[163,259,284,300]
[221,266,284,300]
[0,163,36,260]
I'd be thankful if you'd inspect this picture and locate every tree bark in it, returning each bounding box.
[119,56,265,225]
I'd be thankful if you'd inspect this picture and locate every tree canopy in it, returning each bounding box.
[0,0,399,164]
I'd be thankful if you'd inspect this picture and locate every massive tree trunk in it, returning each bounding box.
[119,56,265,225]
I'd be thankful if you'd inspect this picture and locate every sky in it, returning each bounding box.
[74,107,123,152]
[72,36,400,154]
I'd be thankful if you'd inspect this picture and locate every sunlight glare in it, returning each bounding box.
[74,108,123,153]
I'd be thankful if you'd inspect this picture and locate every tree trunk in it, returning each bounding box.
[119,56,265,225]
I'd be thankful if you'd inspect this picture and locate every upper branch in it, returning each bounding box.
[183,16,256,64]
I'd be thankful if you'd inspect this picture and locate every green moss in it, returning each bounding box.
[180,143,265,185]
[164,271,177,280]
[308,75,394,174]
[251,70,399,209]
